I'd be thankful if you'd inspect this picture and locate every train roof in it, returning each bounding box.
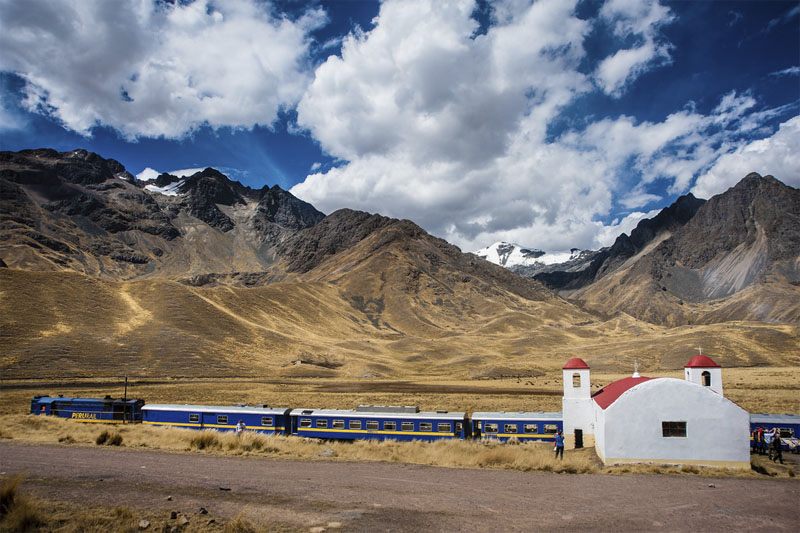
[749,413,800,424]
[32,395,142,405]
[289,407,466,419]
[471,411,563,421]
[142,404,291,415]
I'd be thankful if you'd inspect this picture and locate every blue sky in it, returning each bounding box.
[1,0,798,252]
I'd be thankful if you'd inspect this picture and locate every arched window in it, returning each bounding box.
[701,371,711,387]
[572,373,581,388]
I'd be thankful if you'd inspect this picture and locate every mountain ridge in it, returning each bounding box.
[1,149,798,379]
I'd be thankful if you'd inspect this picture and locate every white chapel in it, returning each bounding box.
[561,353,750,469]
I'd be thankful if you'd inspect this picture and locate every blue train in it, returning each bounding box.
[30,396,562,444]
[30,395,144,423]
[749,413,800,453]
[142,403,291,435]
[471,411,562,442]
[289,405,470,441]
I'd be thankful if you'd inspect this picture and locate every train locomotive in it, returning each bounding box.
[30,395,144,424]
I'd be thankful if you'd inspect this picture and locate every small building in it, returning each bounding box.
[562,353,750,469]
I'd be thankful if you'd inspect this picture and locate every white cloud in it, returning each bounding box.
[770,66,800,77]
[292,0,792,255]
[593,0,675,96]
[0,0,325,139]
[135,166,206,181]
[692,115,800,199]
[169,167,206,178]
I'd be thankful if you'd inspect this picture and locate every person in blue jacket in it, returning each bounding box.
[554,430,565,459]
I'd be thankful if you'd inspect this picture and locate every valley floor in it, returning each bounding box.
[1,442,798,532]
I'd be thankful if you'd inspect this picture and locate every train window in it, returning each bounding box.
[420,423,433,432]
[217,415,228,425]
[662,421,687,438]
[300,418,312,428]
[544,424,558,434]
[384,421,396,431]
[316,419,328,428]
[333,420,345,429]
[366,420,379,430]
[189,414,199,423]
[523,424,537,433]
[504,424,518,434]
[456,422,462,431]
[261,417,273,426]
[349,420,362,430]
[401,422,414,431]
[485,423,498,433]
[438,423,452,433]
[779,428,793,438]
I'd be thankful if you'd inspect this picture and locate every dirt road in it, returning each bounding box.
[1,442,797,531]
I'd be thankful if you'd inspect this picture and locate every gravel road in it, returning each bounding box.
[1,442,797,531]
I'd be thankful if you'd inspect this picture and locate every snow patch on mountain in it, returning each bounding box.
[474,241,582,268]
[144,180,184,196]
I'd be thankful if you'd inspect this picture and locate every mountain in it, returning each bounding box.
[0,148,324,279]
[1,150,797,378]
[516,174,798,326]
[573,173,800,326]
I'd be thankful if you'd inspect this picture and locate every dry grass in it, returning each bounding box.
[0,476,44,532]
[2,413,792,479]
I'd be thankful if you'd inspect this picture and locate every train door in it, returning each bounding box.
[203,412,216,429]
[575,429,583,449]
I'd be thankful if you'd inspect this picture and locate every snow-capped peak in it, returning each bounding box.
[474,241,579,268]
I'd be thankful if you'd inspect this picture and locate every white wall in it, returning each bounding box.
[600,378,749,466]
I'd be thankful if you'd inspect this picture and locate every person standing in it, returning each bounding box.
[757,426,766,455]
[236,419,246,437]
[554,430,565,460]
[771,428,784,464]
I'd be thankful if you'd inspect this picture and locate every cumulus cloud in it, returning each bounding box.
[692,115,800,199]
[293,0,784,254]
[0,0,325,138]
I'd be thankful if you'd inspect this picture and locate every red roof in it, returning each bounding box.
[563,358,590,370]
[684,354,720,368]
[592,376,654,410]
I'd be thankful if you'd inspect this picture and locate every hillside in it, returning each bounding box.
[0,148,323,279]
[1,150,798,379]
[571,174,800,326]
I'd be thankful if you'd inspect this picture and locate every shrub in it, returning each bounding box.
[190,431,221,450]
[96,430,110,445]
[224,512,258,533]
[96,430,123,446]
[0,475,44,532]
[0,476,21,517]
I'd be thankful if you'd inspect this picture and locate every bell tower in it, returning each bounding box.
[684,350,723,396]
[562,358,594,449]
